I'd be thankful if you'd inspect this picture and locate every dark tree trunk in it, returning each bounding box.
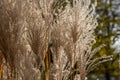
[105,71,111,80]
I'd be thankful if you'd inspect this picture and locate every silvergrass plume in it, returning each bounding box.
[0,0,113,80]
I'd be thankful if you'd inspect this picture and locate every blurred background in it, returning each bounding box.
[87,0,120,80]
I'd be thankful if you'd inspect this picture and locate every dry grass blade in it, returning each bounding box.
[57,0,113,80]
[0,0,24,79]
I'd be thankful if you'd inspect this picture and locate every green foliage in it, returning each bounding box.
[90,0,120,79]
